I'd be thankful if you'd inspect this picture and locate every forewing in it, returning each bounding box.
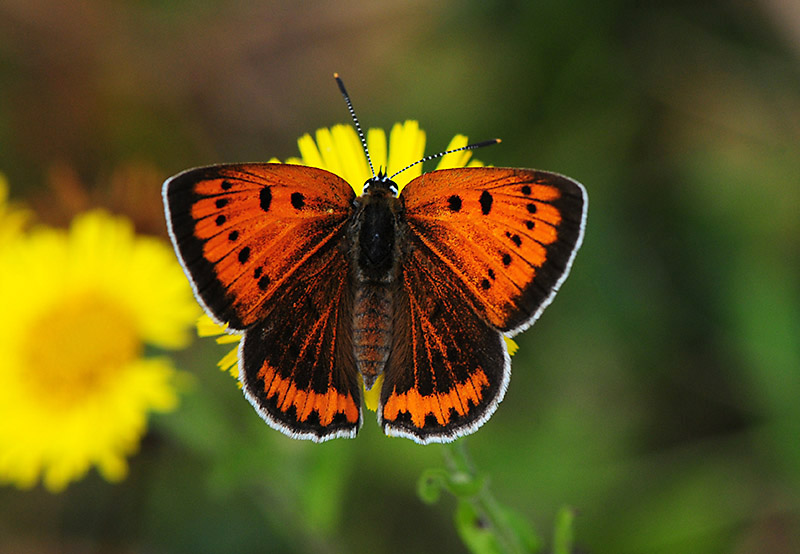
[163,163,356,330]
[400,167,587,334]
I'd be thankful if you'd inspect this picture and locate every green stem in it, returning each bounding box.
[442,440,537,554]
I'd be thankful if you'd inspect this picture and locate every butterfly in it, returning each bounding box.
[163,75,587,444]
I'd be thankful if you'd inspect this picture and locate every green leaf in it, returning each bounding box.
[500,505,542,553]
[553,506,575,554]
[417,467,486,505]
[417,468,449,504]
[448,470,487,498]
[454,500,503,554]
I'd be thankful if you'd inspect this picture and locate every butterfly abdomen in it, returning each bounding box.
[352,285,393,388]
[350,183,402,389]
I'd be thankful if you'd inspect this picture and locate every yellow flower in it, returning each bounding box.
[200,121,515,412]
[0,173,31,246]
[197,315,240,385]
[0,211,199,491]
[287,120,486,195]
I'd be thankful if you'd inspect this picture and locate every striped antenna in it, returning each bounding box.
[388,138,501,181]
[334,73,376,178]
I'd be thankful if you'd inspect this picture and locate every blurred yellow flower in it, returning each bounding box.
[199,121,514,412]
[0,173,30,245]
[0,210,199,492]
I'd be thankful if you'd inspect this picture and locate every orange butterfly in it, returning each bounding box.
[163,75,587,444]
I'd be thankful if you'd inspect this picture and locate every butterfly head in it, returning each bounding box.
[362,170,399,197]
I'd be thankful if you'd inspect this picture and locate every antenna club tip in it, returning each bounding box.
[495,138,502,144]
[333,72,340,79]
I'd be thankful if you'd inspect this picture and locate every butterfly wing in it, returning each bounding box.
[379,167,587,442]
[240,239,361,441]
[163,163,362,441]
[399,167,586,333]
[163,164,355,330]
[379,245,510,443]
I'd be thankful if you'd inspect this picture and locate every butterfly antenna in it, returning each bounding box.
[388,138,501,181]
[334,73,376,178]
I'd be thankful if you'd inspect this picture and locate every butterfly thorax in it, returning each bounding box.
[349,176,402,389]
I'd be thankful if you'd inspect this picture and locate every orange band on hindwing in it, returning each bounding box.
[382,368,490,428]
[258,364,359,426]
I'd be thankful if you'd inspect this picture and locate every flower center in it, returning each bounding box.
[22,293,141,409]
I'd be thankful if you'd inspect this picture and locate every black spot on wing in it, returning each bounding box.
[505,232,522,247]
[260,186,272,212]
[479,190,493,215]
[447,195,462,212]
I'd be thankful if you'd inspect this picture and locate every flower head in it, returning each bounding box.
[202,121,513,412]
[286,120,487,194]
[0,210,199,491]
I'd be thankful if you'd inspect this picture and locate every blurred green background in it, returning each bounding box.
[1,1,799,552]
